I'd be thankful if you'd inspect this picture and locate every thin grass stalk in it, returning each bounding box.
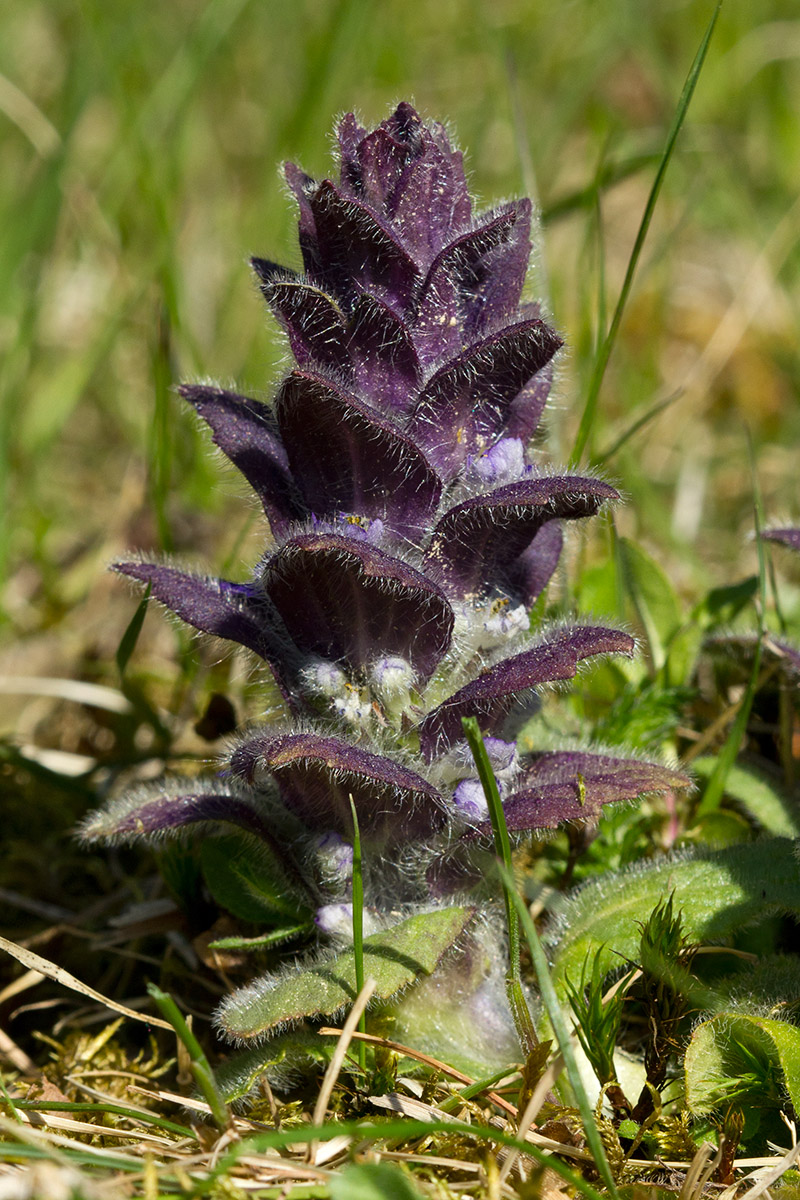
[496,860,622,1200]
[570,1,722,465]
[146,982,230,1132]
[462,716,538,1055]
[349,794,367,1074]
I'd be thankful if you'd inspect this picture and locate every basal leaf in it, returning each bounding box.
[685,1012,800,1116]
[218,906,474,1039]
[214,1030,331,1102]
[546,838,800,990]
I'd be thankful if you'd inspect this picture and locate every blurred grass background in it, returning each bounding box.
[1,0,800,743]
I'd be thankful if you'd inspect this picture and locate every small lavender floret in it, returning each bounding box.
[467,437,527,484]
[315,902,379,939]
[452,778,492,821]
[312,831,354,883]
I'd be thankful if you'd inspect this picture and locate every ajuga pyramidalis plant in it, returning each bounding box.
[83,103,686,1076]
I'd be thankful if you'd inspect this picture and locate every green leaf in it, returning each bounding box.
[617,537,682,673]
[547,838,800,990]
[691,758,800,838]
[201,833,312,925]
[692,576,759,630]
[218,906,475,1039]
[685,1012,800,1116]
[214,1031,331,1103]
[115,584,151,676]
[330,1163,426,1200]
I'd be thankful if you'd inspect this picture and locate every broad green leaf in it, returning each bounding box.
[546,838,800,990]
[691,757,800,838]
[201,833,311,925]
[617,537,682,673]
[685,1012,800,1116]
[330,1162,426,1200]
[219,906,475,1039]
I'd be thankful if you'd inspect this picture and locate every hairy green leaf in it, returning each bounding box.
[685,1012,800,1116]
[219,906,475,1039]
[201,833,311,925]
[330,1162,427,1200]
[546,838,800,989]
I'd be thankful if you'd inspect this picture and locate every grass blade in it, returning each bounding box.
[349,794,367,1074]
[570,1,722,465]
[462,717,538,1055]
[146,982,230,1132]
[115,583,151,677]
[496,860,622,1200]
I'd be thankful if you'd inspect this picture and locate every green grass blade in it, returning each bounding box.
[349,794,367,1074]
[146,982,230,1132]
[11,1099,194,1138]
[570,1,722,466]
[462,717,538,1056]
[497,861,622,1200]
[115,583,151,677]
[541,152,662,224]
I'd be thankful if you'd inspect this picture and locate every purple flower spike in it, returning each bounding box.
[113,562,293,699]
[254,268,350,374]
[275,369,441,534]
[180,385,305,534]
[408,320,563,478]
[88,104,689,1052]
